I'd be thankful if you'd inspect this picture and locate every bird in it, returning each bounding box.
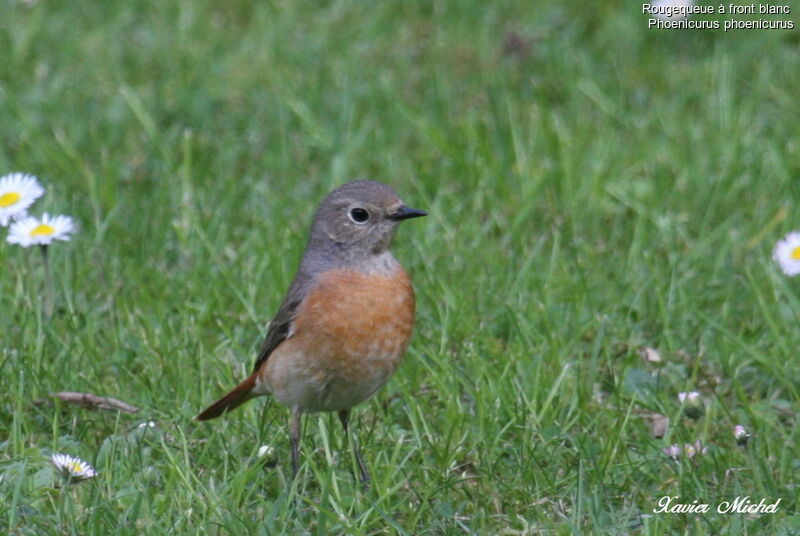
[196,180,427,484]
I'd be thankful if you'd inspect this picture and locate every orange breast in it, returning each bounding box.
[294,267,416,363]
[257,266,417,411]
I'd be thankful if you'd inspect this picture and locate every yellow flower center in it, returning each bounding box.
[31,224,56,237]
[792,247,800,261]
[0,192,21,207]
[68,462,82,474]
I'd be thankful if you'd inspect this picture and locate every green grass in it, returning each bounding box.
[2,0,799,533]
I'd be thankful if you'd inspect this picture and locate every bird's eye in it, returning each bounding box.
[348,207,370,224]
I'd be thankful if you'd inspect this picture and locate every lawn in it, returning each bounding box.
[1,0,799,534]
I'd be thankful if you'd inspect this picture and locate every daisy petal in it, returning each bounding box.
[7,212,76,247]
[773,231,800,276]
[51,453,97,480]
[0,173,44,227]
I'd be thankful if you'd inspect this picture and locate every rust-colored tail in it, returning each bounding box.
[196,374,258,421]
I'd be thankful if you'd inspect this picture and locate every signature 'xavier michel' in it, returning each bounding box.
[197,180,427,484]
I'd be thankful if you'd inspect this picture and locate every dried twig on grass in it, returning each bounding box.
[35,391,140,414]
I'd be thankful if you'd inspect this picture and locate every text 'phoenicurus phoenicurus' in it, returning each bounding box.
[197,180,427,484]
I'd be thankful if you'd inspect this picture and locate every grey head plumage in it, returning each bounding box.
[302,180,427,270]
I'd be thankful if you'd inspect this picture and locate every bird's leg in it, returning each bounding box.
[338,410,370,487]
[290,406,303,480]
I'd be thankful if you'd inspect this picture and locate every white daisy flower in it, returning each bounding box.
[734,424,751,445]
[137,421,157,429]
[51,453,97,480]
[0,173,44,226]
[257,445,275,458]
[684,440,708,458]
[677,391,700,404]
[678,391,704,419]
[7,213,75,247]
[663,440,708,460]
[663,444,681,459]
[773,232,800,276]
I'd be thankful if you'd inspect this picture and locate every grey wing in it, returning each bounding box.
[251,271,312,373]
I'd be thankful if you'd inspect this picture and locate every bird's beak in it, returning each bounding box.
[388,205,428,221]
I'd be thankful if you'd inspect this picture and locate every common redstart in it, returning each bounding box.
[197,180,426,484]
